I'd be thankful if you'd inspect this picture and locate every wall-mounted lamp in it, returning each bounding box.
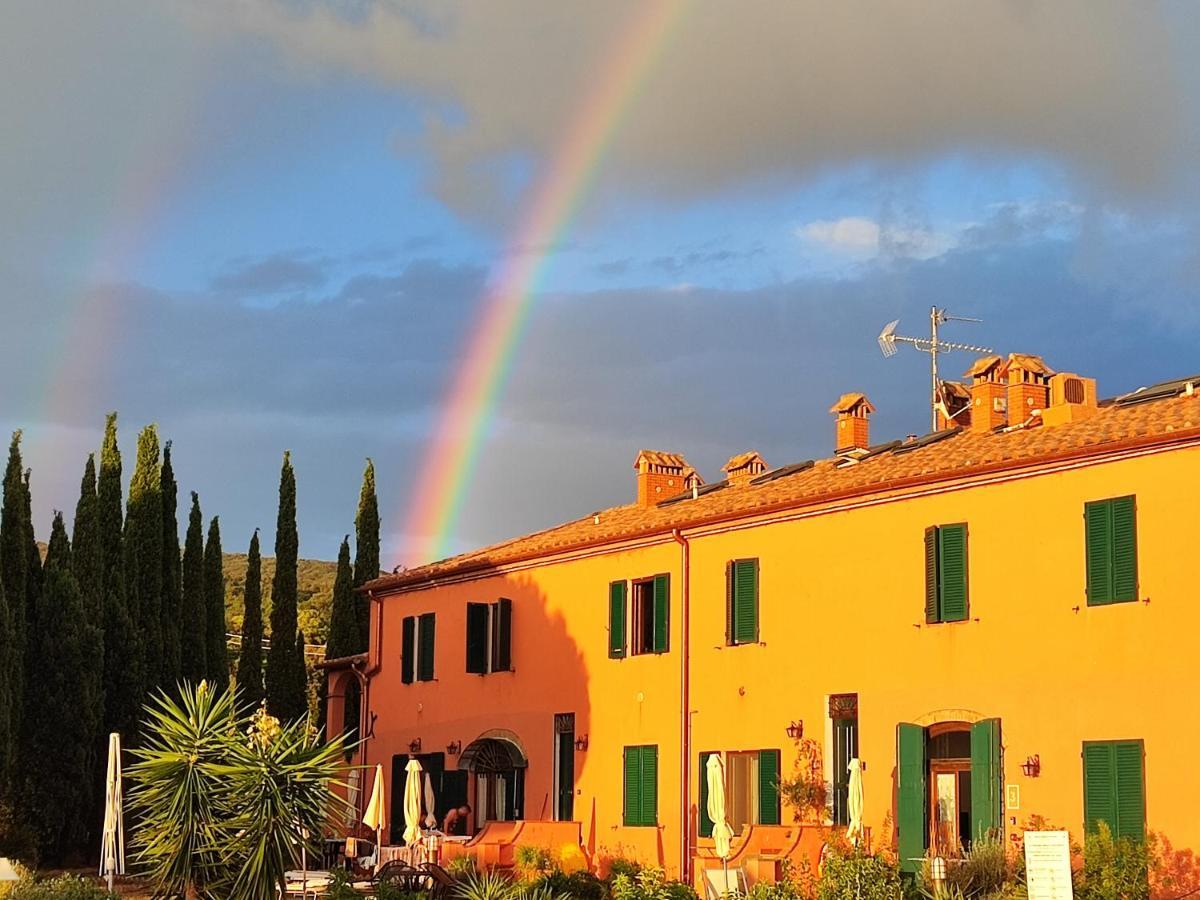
[1021,755,1041,778]
[574,734,589,752]
[785,721,803,740]
[446,740,461,756]
[409,738,422,755]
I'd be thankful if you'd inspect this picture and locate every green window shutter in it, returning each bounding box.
[1110,497,1138,603]
[924,527,939,623]
[609,581,627,658]
[732,559,759,644]
[652,574,670,653]
[494,598,513,671]
[417,612,436,681]
[1085,500,1115,605]
[641,745,658,826]
[725,563,734,644]
[938,524,969,622]
[758,749,781,826]
[1113,741,1145,841]
[698,752,715,838]
[466,603,488,674]
[897,723,927,873]
[401,616,415,684]
[623,746,642,826]
[970,719,1001,842]
[1083,742,1117,836]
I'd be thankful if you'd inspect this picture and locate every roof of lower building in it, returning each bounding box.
[369,374,1200,593]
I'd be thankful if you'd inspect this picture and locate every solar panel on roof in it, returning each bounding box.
[1113,375,1200,407]
[750,460,814,485]
[657,480,728,508]
[890,427,961,456]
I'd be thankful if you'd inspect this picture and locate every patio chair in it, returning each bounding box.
[421,862,458,900]
[702,866,748,900]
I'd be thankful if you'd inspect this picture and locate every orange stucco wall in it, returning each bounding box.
[335,440,1200,877]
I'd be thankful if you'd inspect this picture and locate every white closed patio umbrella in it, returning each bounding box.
[363,763,387,861]
[846,758,864,845]
[99,733,125,892]
[423,772,438,829]
[706,754,735,886]
[402,759,423,846]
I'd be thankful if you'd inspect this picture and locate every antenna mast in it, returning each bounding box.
[877,307,994,432]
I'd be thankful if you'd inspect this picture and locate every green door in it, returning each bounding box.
[897,723,927,873]
[970,719,1002,844]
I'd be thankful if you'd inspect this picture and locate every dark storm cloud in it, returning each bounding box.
[210,251,330,296]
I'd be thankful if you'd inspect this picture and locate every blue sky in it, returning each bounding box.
[2,1,1199,565]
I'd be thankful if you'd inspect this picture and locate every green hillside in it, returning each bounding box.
[223,553,338,646]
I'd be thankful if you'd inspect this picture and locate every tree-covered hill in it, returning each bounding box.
[223,553,338,646]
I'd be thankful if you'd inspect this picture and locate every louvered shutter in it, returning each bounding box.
[1083,742,1117,836]
[938,524,969,622]
[1085,500,1114,604]
[1113,741,1145,841]
[401,615,415,684]
[652,574,670,653]
[623,747,642,826]
[698,752,715,838]
[732,559,758,644]
[970,719,1001,842]
[465,603,488,674]
[1110,497,1138,603]
[897,723,927,873]
[924,527,939,623]
[725,562,734,644]
[758,749,781,826]
[609,582,627,658]
[494,597,513,671]
[641,745,658,826]
[417,612,436,681]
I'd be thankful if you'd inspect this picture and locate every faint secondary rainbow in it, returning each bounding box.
[401,1,688,565]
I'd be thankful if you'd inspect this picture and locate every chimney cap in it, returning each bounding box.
[633,449,689,472]
[999,353,1055,378]
[829,392,876,415]
[963,355,1003,378]
[938,380,971,401]
[722,451,768,475]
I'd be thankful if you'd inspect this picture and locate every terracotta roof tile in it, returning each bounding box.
[371,390,1200,592]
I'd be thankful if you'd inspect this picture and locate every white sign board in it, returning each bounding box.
[1024,830,1073,900]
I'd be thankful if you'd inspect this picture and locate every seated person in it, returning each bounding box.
[442,804,472,836]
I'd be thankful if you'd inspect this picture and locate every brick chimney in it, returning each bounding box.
[633,450,691,506]
[935,381,972,431]
[963,355,1007,432]
[1001,353,1054,425]
[830,393,875,453]
[722,452,768,486]
[1041,372,1099,426]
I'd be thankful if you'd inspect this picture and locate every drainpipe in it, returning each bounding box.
[671,529,691,882]
[358,589,382,820]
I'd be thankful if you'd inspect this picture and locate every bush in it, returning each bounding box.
[2,875,114,900]
[816,846,901,900]
[944,838,1011,898]
[746,859,818,900]
[1075,824,1153,900]
[539,870,609,900]
[447,856,480,879]
[611,867,699,900]
[516,846,560,881]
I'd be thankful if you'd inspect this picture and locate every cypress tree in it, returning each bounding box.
[352,459,380,651]
[99,413,140,740]
[203,516,227,688]
[160,441,182,688]
[24,512,103,862]
[179,493,206,685]
[266,452,306,720]
[294,629,310,722]
[235,530,264,707]
[126,425,162,693]
[1,433,27,763]
[326,537,358,660]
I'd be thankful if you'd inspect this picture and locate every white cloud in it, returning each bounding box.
[798,217,954,260]
[799,217,880,251]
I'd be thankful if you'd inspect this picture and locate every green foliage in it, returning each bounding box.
[179,493,207,684]
[353,458,380,648]
[942,837,1010,899]
[235,530,264,707]
[611,867,698,900]
[539,871,608,900]
[447,856,480,878]
[0,433,22,789]
[266,452,308,721]
[325,536,359,660]
[453,870,573,900]
[159,441,182,688]
[745,859,817,900]
[2,873,115,900]
[1075,823,1152,900]
[815,845,901,900]
[128,681,350,900]
[125,424,162,695]
[776,739,826,823]
[203,517,227,688]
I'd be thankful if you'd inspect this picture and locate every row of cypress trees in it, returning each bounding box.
[0,415,379,865]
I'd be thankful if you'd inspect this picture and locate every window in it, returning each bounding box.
[401,612,436,684]
[698,749,781,837]
[726,559,759,645]
[466,599,513,674]
[623,745,658,826]
[1085,496,1138,605]
[631,575,669,655]
[829,694,859,826]
[608,581,627,659]
[1083,740,1145,841]
[924,524,968,623]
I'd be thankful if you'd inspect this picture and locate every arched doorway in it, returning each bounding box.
[459,733,528,826]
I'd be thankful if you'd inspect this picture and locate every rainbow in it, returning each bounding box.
[400,1,688,565]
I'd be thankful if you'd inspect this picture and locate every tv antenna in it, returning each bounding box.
[878,307,994,432]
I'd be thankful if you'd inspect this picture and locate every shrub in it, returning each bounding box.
[1075,824,1153,900]
[611,867,699,900]
[746,859,818,900]
[816,845,901,900]
[944,838,1010,898]
[3,875,114,900]
[539,870,609,900]
[454,870,523,900]
[447,856,480,879]
[607,858,643,881]
[516,846,560,881]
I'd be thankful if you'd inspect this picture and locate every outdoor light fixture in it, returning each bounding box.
[574,734,589,752]
[409,738,422,755]
[786,720,803,740]
[446,740,461,756]
[1021,755,1041,778]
